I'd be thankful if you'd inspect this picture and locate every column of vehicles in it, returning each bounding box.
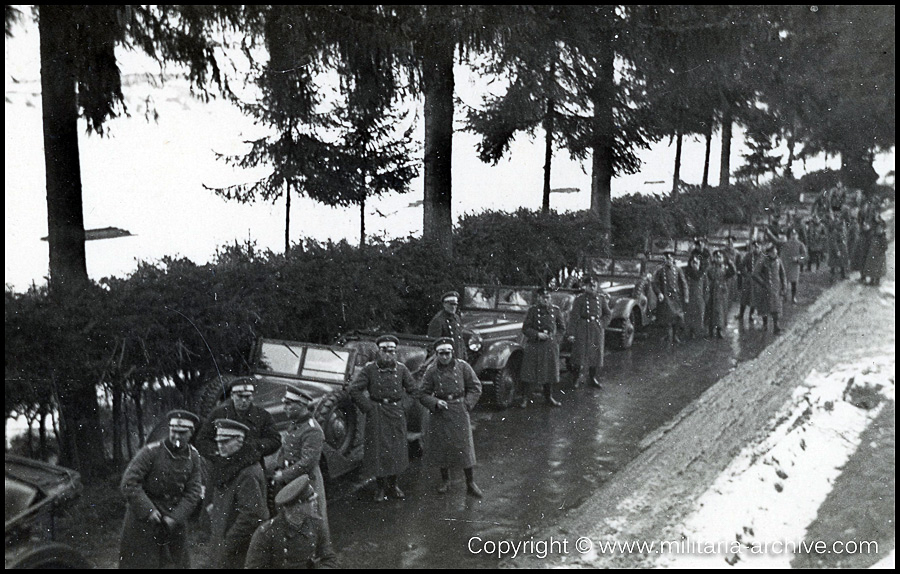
[184,224,761,481]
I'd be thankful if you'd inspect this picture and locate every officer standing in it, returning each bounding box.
[420,337,484,497]
[519,286,566,407]
[653,250,689,345]
[570,276,611,389]
[428,291,467,357]
[208,419,269,568]
[274,388,330,544]
[119,410,203,569]
[245,476,337,569]
[753,244,788,334]
[349,335,420,502]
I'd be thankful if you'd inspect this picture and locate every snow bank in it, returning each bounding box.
[659,351,894,569]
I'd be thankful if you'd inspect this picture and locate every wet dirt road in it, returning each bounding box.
[325,273,838,569]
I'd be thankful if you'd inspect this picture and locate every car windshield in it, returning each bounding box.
[463,286,497,309]
[257,341,351,383]
[496,288,531,311]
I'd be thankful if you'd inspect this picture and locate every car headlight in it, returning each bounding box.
[468,334,483,353]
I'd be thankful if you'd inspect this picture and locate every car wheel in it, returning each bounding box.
[314,389,360,458]
[493,365,518,410]
[196,374,237,419]
[608,317,635,350]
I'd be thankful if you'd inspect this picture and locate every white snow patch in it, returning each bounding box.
[658,353,894,569]
[870,549,895,569]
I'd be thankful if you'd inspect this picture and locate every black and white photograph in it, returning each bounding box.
[5,5,894,569]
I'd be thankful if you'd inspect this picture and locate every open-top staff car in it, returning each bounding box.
[5,455,91,569]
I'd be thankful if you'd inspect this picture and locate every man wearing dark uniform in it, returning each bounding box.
[208,419,269,568]
[420,337,484,497]
[736,240,762,325]
[519,286,567,408]
[427,291,467,357]
[753,244,788,334]
[350,335,420,502]
[653,250,689,345]
[245,475,337,569]
[570,276,611,389]
[194,376,282,473]
[119,410,203,569]
[273,388,330,544]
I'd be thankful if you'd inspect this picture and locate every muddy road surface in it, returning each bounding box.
[324,273,837,569]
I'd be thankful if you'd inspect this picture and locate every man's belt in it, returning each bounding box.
[435,394,463,402]
[373,397,402,404]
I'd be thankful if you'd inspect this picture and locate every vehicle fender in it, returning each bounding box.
[609,297,636,324]
[5,543,92,569]
[474,340,522,373]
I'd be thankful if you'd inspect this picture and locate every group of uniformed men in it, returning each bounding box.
[118,379,335,569]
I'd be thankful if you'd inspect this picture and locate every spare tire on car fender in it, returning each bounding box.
[313,389,362,459]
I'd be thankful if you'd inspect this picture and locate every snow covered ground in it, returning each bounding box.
[661,345,894,568]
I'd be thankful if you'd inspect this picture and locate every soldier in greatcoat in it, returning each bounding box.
[780,228,808,303]
[826,216,849,280]
[349,334,420,502]
[570,275,611,388]
[207,419,269,569]
[652,251,689,345]
[519,286,567,407]
[194,377,281,482]
[427,291,467,357]
[705,250,736,339]
[753,244,788,334]
[119,410,203,569]
[736,240,763,325]
[420,337,484,497]
[245,475,337,569]
[862,216,888,286]
[683,255,708,340]
[273,388,330,544]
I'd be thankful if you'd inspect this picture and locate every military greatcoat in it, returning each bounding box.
[119,440,203,569]
[420,359,482,469]
[428,310,466,357]
[208,451,270,569]
[780,237,808,283]
[705,260,736,331]
[652,263,689,327]
[683,266,708,334]
[277,416,329,542]
[862,226,888,280]
[245,513,337,569]
[520,302,566,390]
[570,291,611,368]
[350,360,419,477]
[753,255,787,317]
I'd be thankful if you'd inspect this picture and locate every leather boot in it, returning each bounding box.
[588,368,602,389]
[544,385,561,407]
[387,475,405,500]
[464,467,484,498]
[437,468,450,494]
[374,477,388,503]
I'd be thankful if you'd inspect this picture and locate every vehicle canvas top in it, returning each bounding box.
[6,455,82,534]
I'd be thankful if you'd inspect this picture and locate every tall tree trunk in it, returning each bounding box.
[719,106,733,187]
[133,391,145,447]
[672,130,683,196]
[785,134,796,179]
[702,120,713,188]
[55,380,107,479]
[542,98,555,214]
[39,408,48,459]
[589,20,615,256]
[40,6,88,295]
[112,383,123,471]
[284,180,291,254]
[421,9,455,256]
[360,197,366,248]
